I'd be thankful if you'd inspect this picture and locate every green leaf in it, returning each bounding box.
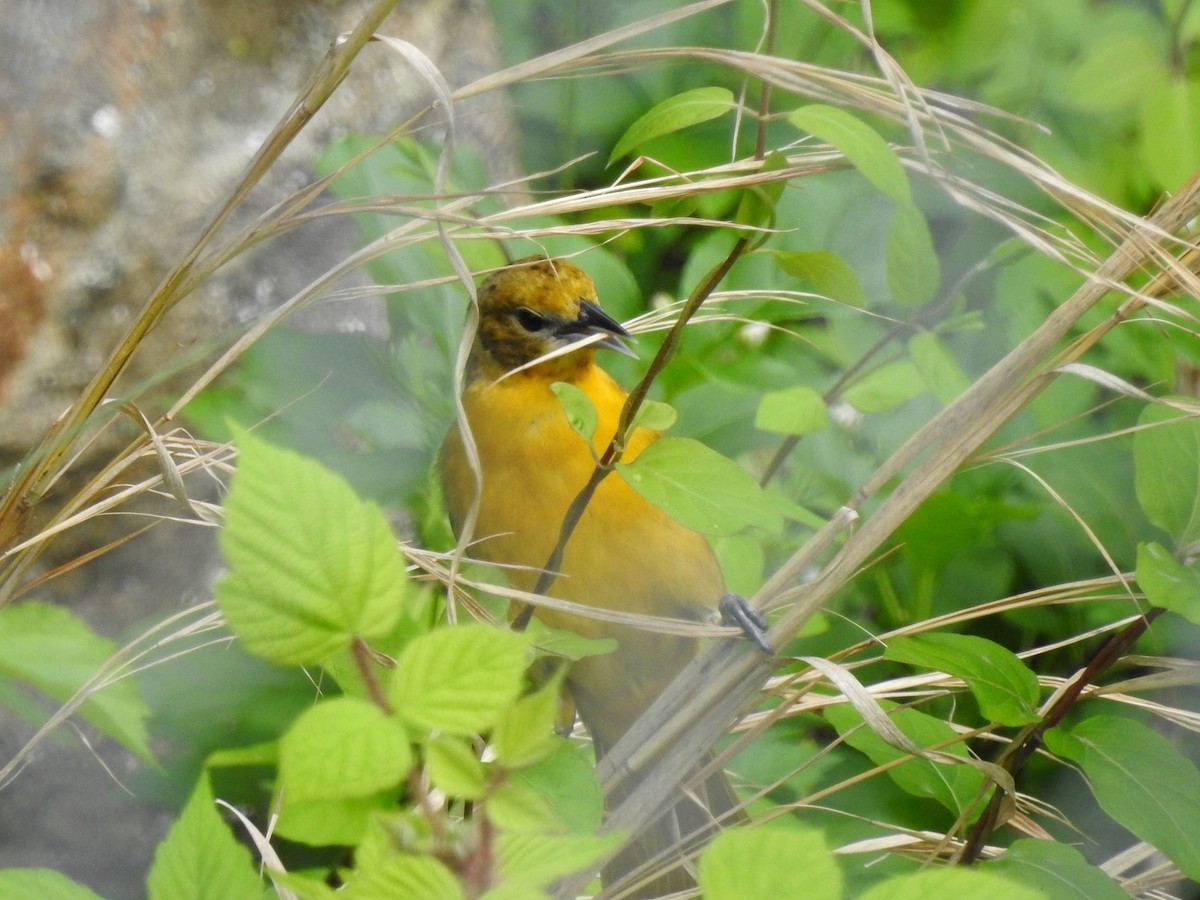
[487,778,564,833]
[496,833,624,888]
[551,382,598,445]
[275,794,388,846]
[0,601,151,761]
[1136,542,1200,625]
[985,839,1127,900]
[887,203,940,307]
[492,678,562,767]
[615,437,782,535]
[909,331,970,405]
[735,151,790,232]
[1140,76,1200,189]
[0,869,104,900]
[754,385,828,436]
[278,697,412,803]
[510,741,604,834]
[770,249,866,307]
[885,633,1040,726]
[1061,34,1167,113]
[631,398,678,432]
[858,867,1043,900]
[1134,403,1200,544]
[426,735,488,799]
[216,430,406,666]
[788,104,911,203]
[843,360,925,413]
[608,87,734,165]
[390,624,530,735]
[342,856,463,900]
[147,774,262,900]
[1046,715,1200,880]
[824,702,983,817]
[698,824,842,899]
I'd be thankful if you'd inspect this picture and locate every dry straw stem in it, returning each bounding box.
[563,170,1200,895]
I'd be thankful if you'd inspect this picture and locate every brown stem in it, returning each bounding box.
[958,605,1165,864]
[351,636,393,714]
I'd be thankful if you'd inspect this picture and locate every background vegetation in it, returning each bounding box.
[3,0,1200,897]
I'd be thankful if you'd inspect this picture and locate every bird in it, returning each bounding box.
[440,255,748,896]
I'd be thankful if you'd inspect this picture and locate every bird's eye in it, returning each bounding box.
[514,307,547,332]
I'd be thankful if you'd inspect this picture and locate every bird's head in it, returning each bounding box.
[470,256,634,381]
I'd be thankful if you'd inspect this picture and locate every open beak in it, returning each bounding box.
[559,300,637,358]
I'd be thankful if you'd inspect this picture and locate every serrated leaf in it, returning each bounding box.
[275,794,387,846]
[487,779,564,833]
[147,775,263,900]
[824,702,983,817]
[510,741,604,835]
[279,697,412,803]
[788,104,911,203]
[342,855,463,900]
[492,678,561,767]
[0,869,104,900]
[1046,715,1200,880]
[631,398,677,432]
[887,203,940,307]
[426,735,487,799]
[609,87,734,165]
[843,360,925,413]
[551,382,598,445]
[390,625,529,735]
[858,867,1043,900]
[1136,542,1200,625]
[885,633,1040,726]
[0,601,151,761]
[1134,404,1200,544]
[615,437,782,535]
[698,825,842,900]
[771,249,866,307]
[985,839,1127,900]
[496,833,624,888]
[216,430,406,666]
[755,385,828,436]
[909,331,970,405]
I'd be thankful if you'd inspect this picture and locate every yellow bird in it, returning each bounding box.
[440,256,747,895]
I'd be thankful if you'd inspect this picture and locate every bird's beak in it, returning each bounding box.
[560,300,637,358]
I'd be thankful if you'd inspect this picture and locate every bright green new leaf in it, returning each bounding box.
[1134,404,1200,544]
[788,104,911,203]
[511,741,604,834]
[0,601,151,761]
[755,385,828,436]
[551,381,598,445]
[698,825,842,900]
[147,774,262,900]
[771,249,866,307]
[608,87,734,165]
[487,778,564,833]
[859,867,1043,900]
[275,794,389,847]
[1046,715,1200,880]
[885,633,1040,726]
[632,398,678,432]
[216,430,406,666]
[426,735,488,799]
[887,203,940,307]
[985,839,1127,900]
[390,624,530,735]
[824,702,983,817]
[843,360,925,413]
[616,437,782,535]
[492,677,562,767]
[0,869,104,900]
[496,833,625,889]
[910,331,970,405]
[1137,542,1200,625]
[342,856,463,900]
[278,697,412,803]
